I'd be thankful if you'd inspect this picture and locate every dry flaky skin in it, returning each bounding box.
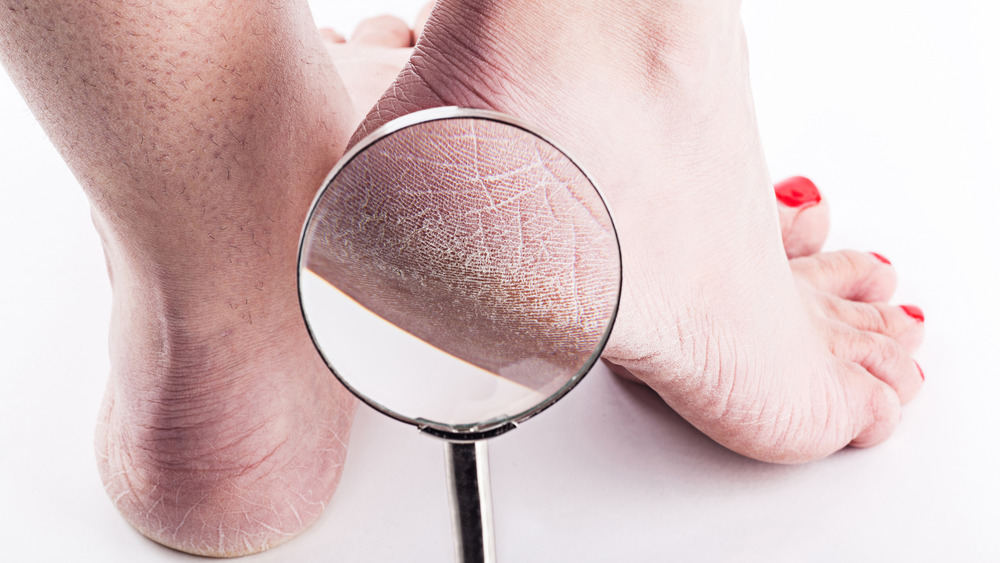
[305,118,619,391]
[0,0,361,555]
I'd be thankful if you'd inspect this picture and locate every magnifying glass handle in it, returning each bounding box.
[445,441,497,563]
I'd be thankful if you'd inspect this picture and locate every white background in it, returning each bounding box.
[2,1,998,561]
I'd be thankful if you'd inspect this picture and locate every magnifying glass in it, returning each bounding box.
[297,107,621,562]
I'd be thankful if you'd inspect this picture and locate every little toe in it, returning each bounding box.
[829,325,924,404]
[791,250,898,302]
[844,364,902,449]
[775,176,830,258]
[820,297,925,353]
[352,15,415,48]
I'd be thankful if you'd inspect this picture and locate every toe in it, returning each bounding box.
[819,297,925,353]
[844,363,902,449]
[791,250,898,302]
[319,27,347,44]
[775,176,830,258]
[829,325,924,404]
[352,15,414,48]
[414,2,435,41]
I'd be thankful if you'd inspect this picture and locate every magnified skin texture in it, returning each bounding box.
[305,118,618,391]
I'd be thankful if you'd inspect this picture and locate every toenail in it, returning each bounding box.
[774,176,821,207]
[915,361,925,381]
[870,252,892,265]
[900,304,924,322]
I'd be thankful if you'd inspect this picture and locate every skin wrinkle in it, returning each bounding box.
[305,118,617,390]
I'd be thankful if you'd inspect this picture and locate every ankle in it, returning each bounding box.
[418,0,745,106]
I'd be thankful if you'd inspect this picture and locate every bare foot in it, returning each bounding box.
[356,0,925,463]
[1,1,364,556]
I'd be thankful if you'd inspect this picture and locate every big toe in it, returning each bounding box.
[775,176,830,258]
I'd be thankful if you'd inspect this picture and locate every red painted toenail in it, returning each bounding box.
[900,304,924,322]
[915,361,925,381]
[870,252,892,265]
[774,176,821,207]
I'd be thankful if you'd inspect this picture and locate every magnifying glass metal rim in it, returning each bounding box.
[296,106,623,441]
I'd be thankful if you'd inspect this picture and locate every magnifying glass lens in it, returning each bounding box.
[299,110,620,435]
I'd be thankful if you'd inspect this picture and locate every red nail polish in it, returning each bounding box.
[915,361,925,381]
[900,304,924,322]
[774,176,821,207]
[870,252,892,265]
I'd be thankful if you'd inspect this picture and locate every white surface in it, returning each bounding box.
[301,270,549,426]
[2,1,998,561]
